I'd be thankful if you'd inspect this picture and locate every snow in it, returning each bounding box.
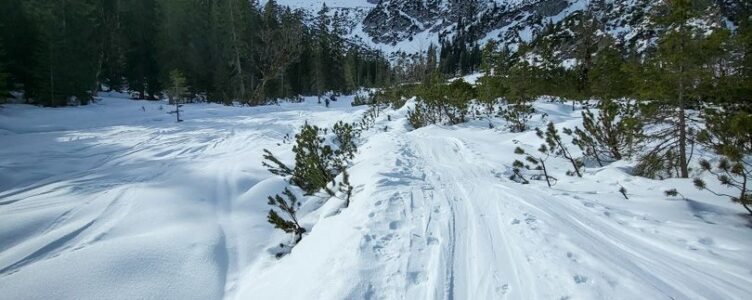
[262,0,376,10]
[2,94,752,299]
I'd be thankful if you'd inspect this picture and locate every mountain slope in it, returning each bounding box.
[270,0,748,56]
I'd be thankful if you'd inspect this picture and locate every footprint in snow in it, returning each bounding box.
[573,274,588,284]
[388,221,402,230]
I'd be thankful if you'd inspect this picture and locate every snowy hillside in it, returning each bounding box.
[1,93,751,299]
[263,0,747,57]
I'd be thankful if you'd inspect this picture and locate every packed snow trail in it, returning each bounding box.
[2,95,752,299]
[235,100,752,300]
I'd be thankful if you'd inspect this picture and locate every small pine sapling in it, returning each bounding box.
[339,169,354,208]
[664,188,686,200]
[539,122,583,177]
[502,100,535,133]
[267,188,306,246]
[513,146,556,187]
[168,69,187,122]
[619,186,629,199]
[332,121,359,166]
[569,100,642,166]
[292,124,336,195]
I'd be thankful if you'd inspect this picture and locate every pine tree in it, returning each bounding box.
[0,0,38,101]
[211,0,259,104]
[168,69,186,122]
[571,11,599,100]
[25,0,103,106]
[123,0,161,100]
[569,99,642,166]
[694,110,752,215]
[266,188,306,245]
[590,37,632,101]
[290,123,335,195]
[313,3,331,102]
[0,38,8,102]
[253,1,302,104]
[513,146,556,187]
[634,0,715,178]
[539,122,583,177]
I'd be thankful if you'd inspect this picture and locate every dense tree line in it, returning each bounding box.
[0,0,392,106]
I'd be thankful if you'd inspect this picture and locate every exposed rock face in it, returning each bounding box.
[299,0,749,55]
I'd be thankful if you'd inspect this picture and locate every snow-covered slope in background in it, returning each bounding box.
[270,0,376,9]
[2,94,752,299]
[261,0,747,58]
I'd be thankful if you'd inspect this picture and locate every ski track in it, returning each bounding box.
[2,96,752,299]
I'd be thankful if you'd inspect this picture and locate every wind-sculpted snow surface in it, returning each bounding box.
[1,94,751,299]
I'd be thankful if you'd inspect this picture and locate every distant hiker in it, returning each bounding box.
[325,97,330,108]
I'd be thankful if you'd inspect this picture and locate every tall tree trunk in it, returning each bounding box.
[678,67,689,178]
[228,0,245,102]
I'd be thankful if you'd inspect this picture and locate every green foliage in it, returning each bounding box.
[631,0,728,179]
[332,121,359,165]
[589,38,633,100]
[0,39,8,102]
[570,100,643,166]
[267,188,306,244]
[512,146,555,187]
[539,122,583,177]
[24,0,102,106]
[501,101,535,133]
[168,70,187,103]
[408,73,475,127]
[407,105,427,129]
[0,0,394,106]
[263,121,359,196]
[290,123,336,195]
[694,109,752,214]
[475,75,505,116]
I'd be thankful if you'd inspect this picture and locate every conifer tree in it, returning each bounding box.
[123,0,161,100]
[571,11,599,100]
[25,0,103,106]
[539,122,583,177]
[290,123,335,195]
[99,0,127,92]
[0,0,37,101]
[267,188,306,245]
[253,1,302,104]
[590,37,632,100]
[570,99,642,166]
[513,146,556,187]
[0,38,8,102]
[694,110,752,215]
[168,69,186,122]
[634,0,715,178]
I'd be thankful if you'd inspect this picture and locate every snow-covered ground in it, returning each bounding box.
[1,94,751,299]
